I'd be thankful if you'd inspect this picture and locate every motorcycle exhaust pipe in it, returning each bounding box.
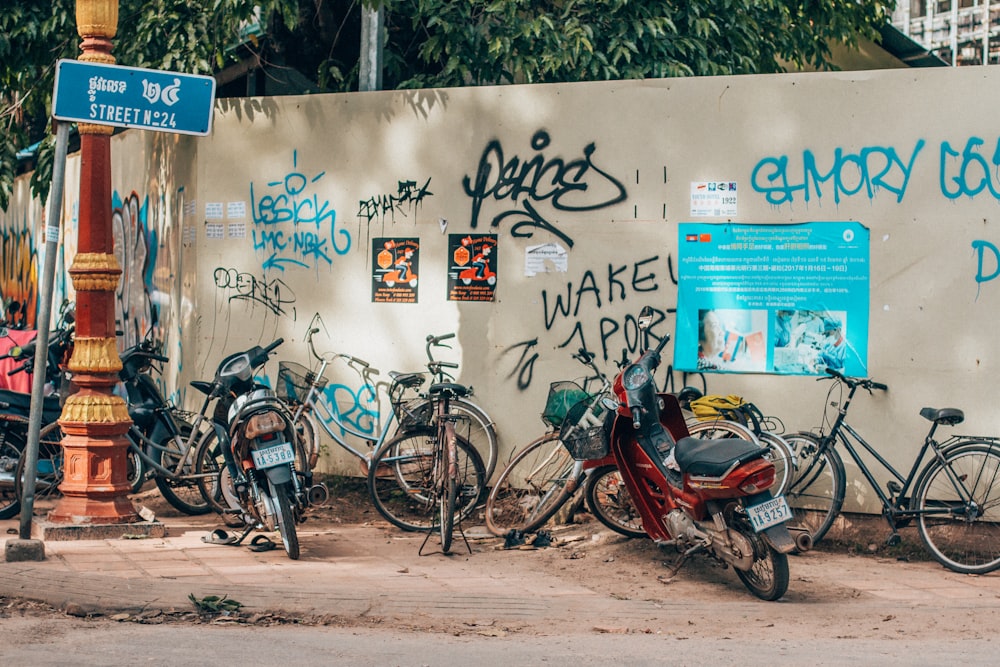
[792,529,813,553]
[308,483,329,506]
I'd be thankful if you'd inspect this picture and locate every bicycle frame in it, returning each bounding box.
[806,376,996,523]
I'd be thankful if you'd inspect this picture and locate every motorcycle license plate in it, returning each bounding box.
[746,495,791,533]
[251,442,295,469]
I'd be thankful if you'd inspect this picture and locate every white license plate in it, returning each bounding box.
[251,442,295,469]
[746,495,791,533]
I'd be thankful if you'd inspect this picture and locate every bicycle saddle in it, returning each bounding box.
[919,407,964,426]
[673,435,766,478]
[388,372,424,389]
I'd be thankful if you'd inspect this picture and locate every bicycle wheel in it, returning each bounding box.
[914,442,1000,574]
[153,422,212,515]
[484,432,582,537]
[292,410,319,471]
[398,397,499,481]
[782,431,845,546]
[193,428,246,527]
[687,418,758,444]
[757,432,795,496]
[0,422,27,519]
[585,464,647,538]
[368,426,486,532]
[439,425,458,553]
[15,422,65,505]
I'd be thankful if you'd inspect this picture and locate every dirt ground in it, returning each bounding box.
[5,476,999,643]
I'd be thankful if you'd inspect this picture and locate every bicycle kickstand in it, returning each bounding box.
[418,520,473,557]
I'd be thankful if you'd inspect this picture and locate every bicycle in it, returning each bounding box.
[485,349,637,538]
[280,324,499,482]
[366,368,487,554]
[784,367,1000,574]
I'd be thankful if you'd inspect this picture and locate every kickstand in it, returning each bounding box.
[418,518,472,557]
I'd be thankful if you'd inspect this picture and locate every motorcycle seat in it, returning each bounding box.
[0,388,62,423]
[673,436,766,478]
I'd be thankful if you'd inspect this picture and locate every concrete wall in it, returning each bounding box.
[6,66,1000,512]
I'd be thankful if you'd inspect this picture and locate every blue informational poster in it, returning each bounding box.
[675,222,869,376]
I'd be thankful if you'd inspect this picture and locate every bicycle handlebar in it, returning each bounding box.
[823,367,888,392]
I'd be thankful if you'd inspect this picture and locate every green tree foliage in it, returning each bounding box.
[1,0,892,211]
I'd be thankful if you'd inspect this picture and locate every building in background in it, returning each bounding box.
[893,1,999,66]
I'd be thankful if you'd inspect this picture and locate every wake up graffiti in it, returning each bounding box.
[462,129,627,247]
[250,151,350,271]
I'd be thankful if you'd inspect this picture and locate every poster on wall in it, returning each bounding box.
[447,234,498,301]
[674,222,870,376]
[690,181,738,217]
[372,237,420,303]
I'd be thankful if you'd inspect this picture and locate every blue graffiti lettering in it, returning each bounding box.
[940,137,1000,200]
[751,142,925,206]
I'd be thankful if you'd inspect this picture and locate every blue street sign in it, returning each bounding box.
[52,59,216,136]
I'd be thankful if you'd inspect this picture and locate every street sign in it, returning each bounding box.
[52,59,216,136]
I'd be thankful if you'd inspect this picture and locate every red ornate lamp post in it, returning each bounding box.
[48,0,139,525]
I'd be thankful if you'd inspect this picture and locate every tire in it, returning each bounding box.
[368,426,486,532]
[269,478,300,560]
[153,422,212,516]
[15,422,65,506]
[687,418,758,444]
[292,410,319,472]
[0,424,27,519]
[914,443,1000,574]
[126,445,146,494]
[585,464,647,539]
[396,397,499,482]
[757,432,795,496]
[782,431,845,546]
[438,427,458,553]
[193,428,246,528]
[484,433,581,537]
[731,519,790,601]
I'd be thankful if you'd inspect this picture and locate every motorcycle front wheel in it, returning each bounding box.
[731,519,789,601]
[268,477,300,560]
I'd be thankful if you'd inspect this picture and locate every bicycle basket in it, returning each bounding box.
[542,381,590,428]
[558,396,611,460]
[276,361,327,403]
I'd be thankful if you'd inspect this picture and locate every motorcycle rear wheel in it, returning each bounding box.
[731,519,789,601]
[269,478,300,560]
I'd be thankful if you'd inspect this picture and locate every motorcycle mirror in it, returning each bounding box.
[637,306,654,331]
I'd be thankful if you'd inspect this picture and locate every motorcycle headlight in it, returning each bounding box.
[622,364,650,391]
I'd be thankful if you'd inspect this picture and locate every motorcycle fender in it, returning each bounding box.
[263,463,293,485]
[761,522,798,554]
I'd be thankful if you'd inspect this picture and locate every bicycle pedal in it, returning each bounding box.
[885,533,901,547]
[886,481,902,495]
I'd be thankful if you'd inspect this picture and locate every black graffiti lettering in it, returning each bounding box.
[543,286,573,330]
[501,338,540,391]
[214,267,296,318]
[574,271,601,316]
[358,177,433,224]
[599,318,620,361]
[557,322,588,354]
[633,256,659,292]
[463,130,628,246]
[608,263,628,302]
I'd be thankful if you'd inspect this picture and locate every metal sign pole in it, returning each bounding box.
[18,120,70,541]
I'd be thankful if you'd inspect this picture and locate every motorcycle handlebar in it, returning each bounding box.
[653,334,671,356]
[264,338,284,355]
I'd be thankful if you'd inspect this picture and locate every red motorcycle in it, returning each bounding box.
[605,307,808,600]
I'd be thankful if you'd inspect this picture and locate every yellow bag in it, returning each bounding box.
[689,394,746,421]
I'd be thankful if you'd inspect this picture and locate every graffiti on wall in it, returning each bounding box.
[0,218,38,329]
[463,130,628,247]
[112,191,155,347]
[501,253,707,395]
[357,178,433,225]
[751,136,1000,206]
[250,150,350,272]
[213,267,297,319]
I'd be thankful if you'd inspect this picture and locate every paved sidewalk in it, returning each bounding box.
[3,508,1000,635]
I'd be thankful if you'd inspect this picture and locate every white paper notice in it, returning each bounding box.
[227,201,247,219]
[205,202,224,219]
[525,243,568,276]
[690,181,738,217]
[228,222,247,239]
[205,223,224,240]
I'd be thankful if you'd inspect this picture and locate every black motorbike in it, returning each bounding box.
[193,338,324,559]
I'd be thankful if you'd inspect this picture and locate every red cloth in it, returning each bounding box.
[0,328,38,393]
